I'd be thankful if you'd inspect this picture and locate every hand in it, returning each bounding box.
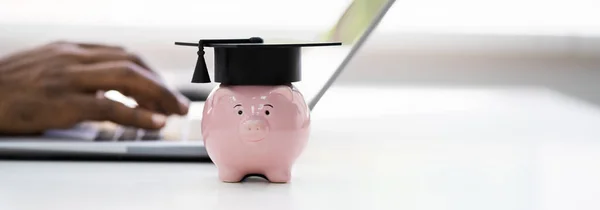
[0,41,190,134]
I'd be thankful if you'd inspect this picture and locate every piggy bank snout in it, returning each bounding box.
[239,119,269,142]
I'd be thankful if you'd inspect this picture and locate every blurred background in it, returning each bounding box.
[1,0,599,104]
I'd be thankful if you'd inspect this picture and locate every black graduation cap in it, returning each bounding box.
[175,37,341,85]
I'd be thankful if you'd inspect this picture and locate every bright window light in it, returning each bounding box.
[0,0,598,36]
[382,0,600,36]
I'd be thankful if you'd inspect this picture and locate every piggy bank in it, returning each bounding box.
[201,84,310,183]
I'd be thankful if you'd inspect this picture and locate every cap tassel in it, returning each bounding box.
[191,41,211,83]
[175,37,264,84]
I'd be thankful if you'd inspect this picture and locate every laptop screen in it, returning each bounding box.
[294,0,395,110]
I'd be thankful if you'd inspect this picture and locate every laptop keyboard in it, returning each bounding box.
[39,122,187,141]
[95,126,162,141]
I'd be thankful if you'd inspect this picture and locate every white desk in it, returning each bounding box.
[2,85,600,210]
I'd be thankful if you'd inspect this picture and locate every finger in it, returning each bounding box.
[66,61,189,115]
[75,94,168,130]
[0,48,36,67]
[73,42,124,51]
[100,90,169,115]
[0,43,64,69]
[43,41,157,75]
[78,48,158,75]
[135,97,168,114]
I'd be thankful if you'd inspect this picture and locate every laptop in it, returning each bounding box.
[0,0,396,161]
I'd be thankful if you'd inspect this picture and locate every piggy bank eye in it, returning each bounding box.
[237,110,243,115]
[265,110,270,116]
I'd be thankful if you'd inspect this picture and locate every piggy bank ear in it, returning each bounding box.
[269,86,294,101]
[211,88,235,107]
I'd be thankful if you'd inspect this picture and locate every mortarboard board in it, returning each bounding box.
[175,37,341,86]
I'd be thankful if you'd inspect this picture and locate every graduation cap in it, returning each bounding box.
[175,37,341,86]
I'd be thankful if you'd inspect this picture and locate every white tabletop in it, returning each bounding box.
[2,85,600,210]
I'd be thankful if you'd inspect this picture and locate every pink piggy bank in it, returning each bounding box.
[201,84,310,183]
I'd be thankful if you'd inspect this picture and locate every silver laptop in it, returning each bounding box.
[0,0,396,161]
